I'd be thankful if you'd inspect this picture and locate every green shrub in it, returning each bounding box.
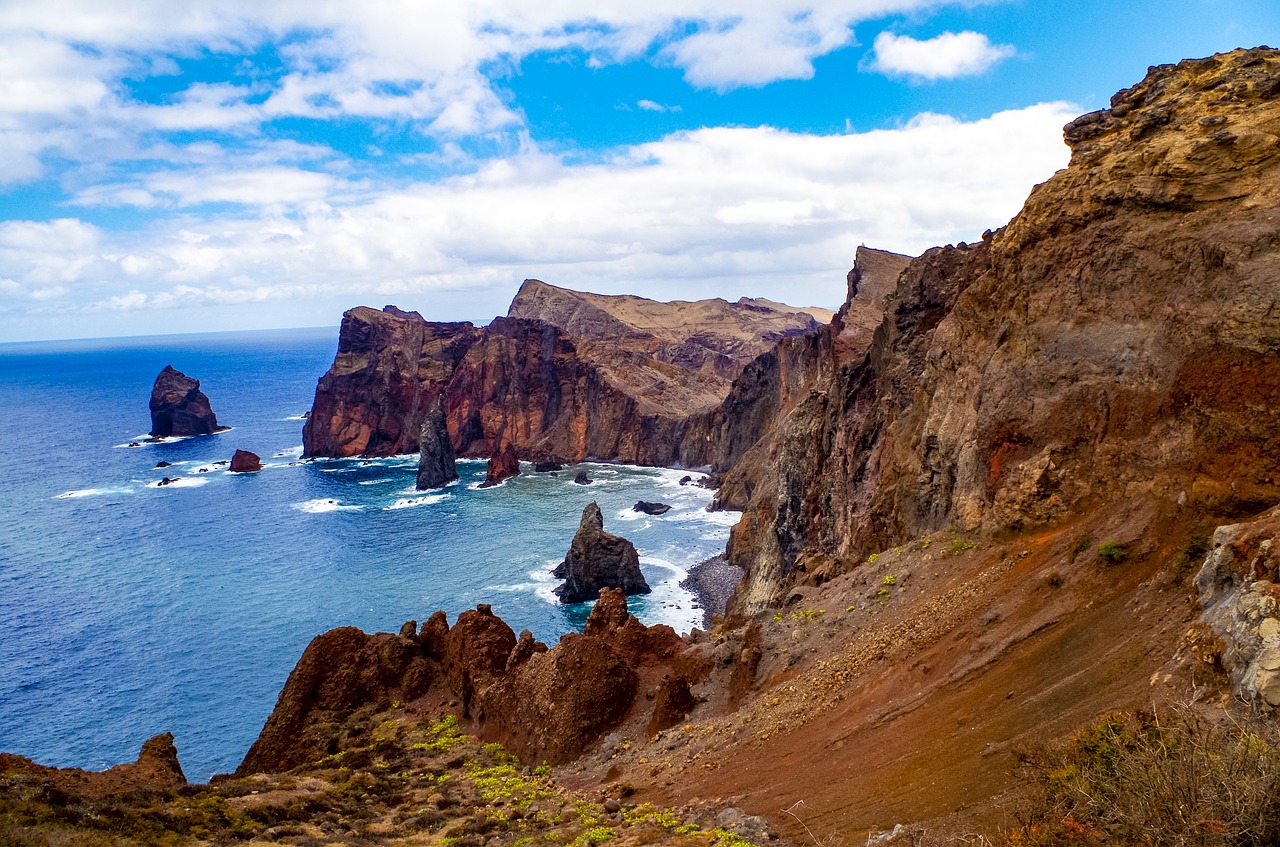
[1096,542,1128,565]
[1069,535,1093,562]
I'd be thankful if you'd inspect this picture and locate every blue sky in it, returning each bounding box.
[0,0,1276,342]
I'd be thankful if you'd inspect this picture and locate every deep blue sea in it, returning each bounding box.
[0,328,736,781]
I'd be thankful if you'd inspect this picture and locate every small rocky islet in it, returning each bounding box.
[8,48,1280,847]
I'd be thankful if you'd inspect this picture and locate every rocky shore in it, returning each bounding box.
[681,554,745,627]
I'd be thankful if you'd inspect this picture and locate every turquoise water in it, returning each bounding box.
[0,328,735,781]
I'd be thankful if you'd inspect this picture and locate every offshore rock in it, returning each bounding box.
[726,48,1280,610]
[634,501,672,515]
[553,502,650,603]
[479,443,520,488]
[229,449,261,473]
[416,395,457,490]
[149,365,225,437]
[573,470,592,485]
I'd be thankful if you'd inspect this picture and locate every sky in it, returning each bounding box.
[1,1,1276,342]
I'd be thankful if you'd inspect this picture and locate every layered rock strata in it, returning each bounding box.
[303,283,830,464]
[149,365,225,437]
[724,47,1280,610]
[554,502,650,603]
[416,395,457,490]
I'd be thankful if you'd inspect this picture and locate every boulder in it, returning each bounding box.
[534,460,564,472]
[148,365,225,437]
[229,449,262,473]
[633,500,672,515]
[480,443,520,488]
[553,502,650,603]
[573,470,592,485]
[416,394,458,490]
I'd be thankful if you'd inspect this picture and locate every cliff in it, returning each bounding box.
[725,47,1280,610]
[302,282,830,463]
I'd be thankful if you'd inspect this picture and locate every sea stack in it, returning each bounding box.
[480,443,520,488]
[553,502,650,604]
[416,395,457,491]
[229,449,262,473]
[149,365,225,437]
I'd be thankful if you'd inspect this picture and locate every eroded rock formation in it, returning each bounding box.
[553,502,650,603]
[302,283,830,464]
[149,365,225,437]
[725,47,1280,610]
[0,733,186,797]
[238,591,710,771]
[416,395,457,490]
[480,443,520,488]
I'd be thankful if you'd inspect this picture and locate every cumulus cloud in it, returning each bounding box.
[871,30,1015,80]
[1,102,1075,334]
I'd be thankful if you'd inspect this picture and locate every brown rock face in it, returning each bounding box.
[0,733,186,798]
[553,502,650,603]
[149,365,224,436]
[479,443,520,488]
[237,595,710,773]
[302,307,480,457]
[302,283,829,463]
[726,48,1280,610]
[229,449,261,473]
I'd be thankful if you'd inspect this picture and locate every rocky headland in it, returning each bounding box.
[302,280,832,465]
[8,47,1280,847]
[148,365,227,437]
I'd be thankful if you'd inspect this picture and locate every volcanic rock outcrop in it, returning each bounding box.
[724,47,1280,610]
[553,502,650,603]
[229,449,261,473]
[416,395,457,490]
[148,365,226,437]
[479,443,520,488]
[634,501,672,515]
[302,283,830,464]
[238,592,707,772]
[0,733,186,797]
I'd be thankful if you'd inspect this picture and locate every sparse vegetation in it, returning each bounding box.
[1169,532,1212,584]
[1045,572,1065,589]
[1009,706,1280,847]
[1069,534,1093,563]
[1096,542,1129,565]
[950,539,976,555]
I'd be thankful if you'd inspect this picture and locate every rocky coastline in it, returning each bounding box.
[7,47,1280,847]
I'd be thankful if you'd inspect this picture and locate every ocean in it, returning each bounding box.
[0,328,736,781]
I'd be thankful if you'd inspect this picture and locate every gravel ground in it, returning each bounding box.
[681,554,745,627]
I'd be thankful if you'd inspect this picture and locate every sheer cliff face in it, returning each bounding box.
[729,48,1280,610]
[303,282,828,462]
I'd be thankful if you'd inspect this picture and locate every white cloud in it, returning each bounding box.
[0,102,1075,334]
[0,1,971,188]
[871,30,1015,80]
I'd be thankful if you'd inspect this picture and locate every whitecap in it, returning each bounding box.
[273,446,304,458]
[55,487,131,499]
[292,498,361,513]
[281,414,309,421]
[670,507,741,527]
[148,477,208,489]
[359,478,393,486]
[384,493,451,510]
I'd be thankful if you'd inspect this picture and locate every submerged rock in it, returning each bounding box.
[149,365,225,437]
[553,502,650,604]
[229,449,262,473]
[416,395,458,490]
[480,443,520,488]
